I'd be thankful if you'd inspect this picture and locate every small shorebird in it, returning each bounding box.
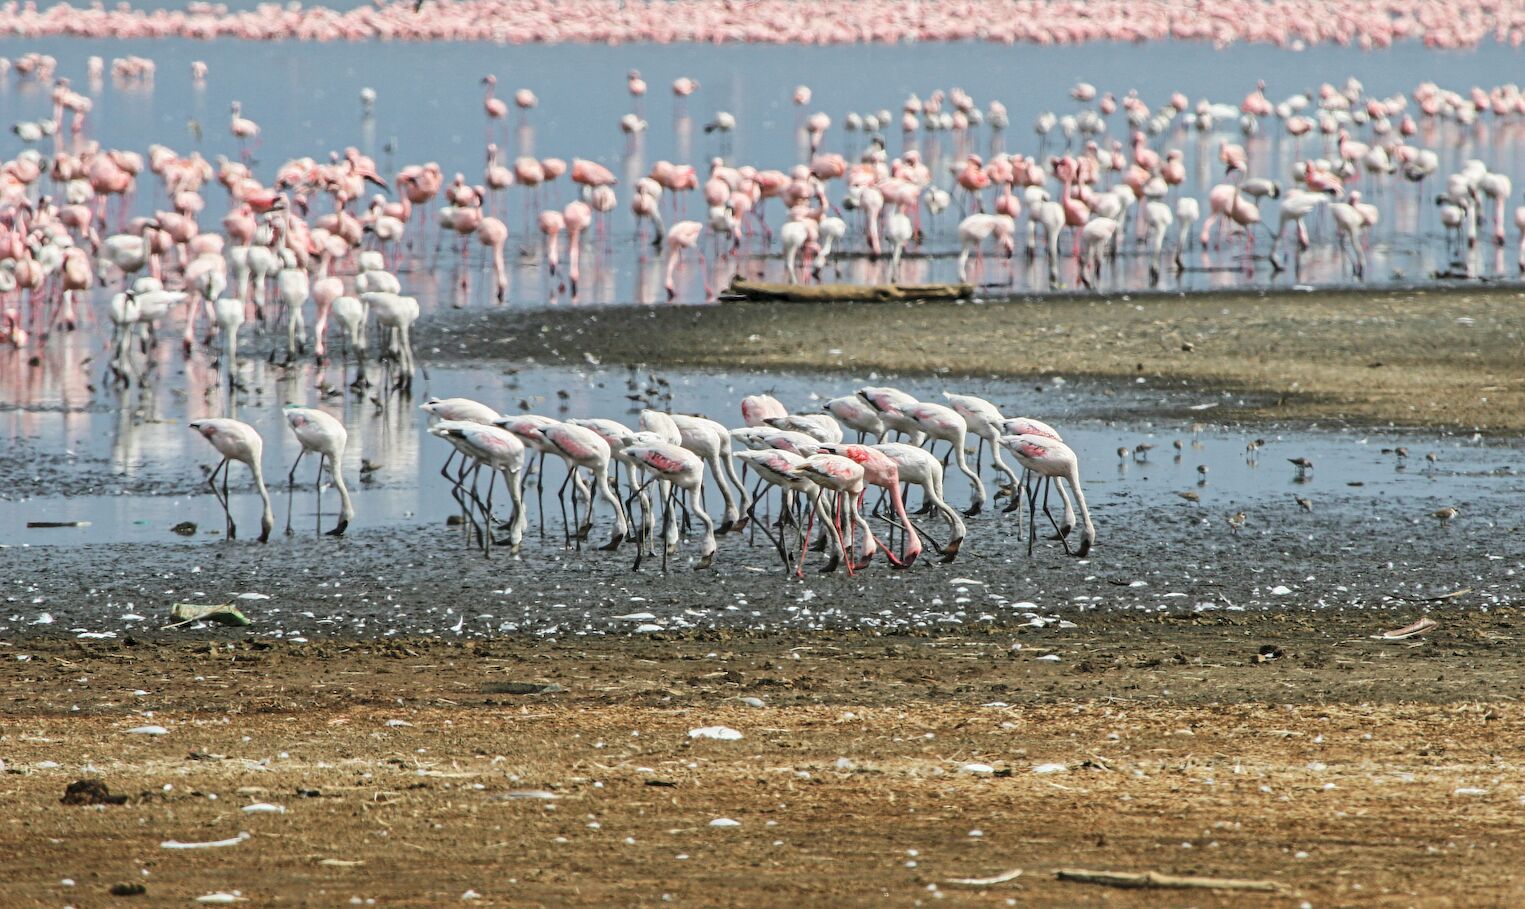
[1116,446,1130,462]
[1432,506,1458,524]
[1176,491,1201,505]
[1133,442,1154,461]
[1295,496,1313,512]
[1226,511,1247,535]
[1288,457,1314,477]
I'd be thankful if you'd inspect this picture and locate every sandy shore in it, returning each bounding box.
[425,286,1525,433]
[4,619,1523,908]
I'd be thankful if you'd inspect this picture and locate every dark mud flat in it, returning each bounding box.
[1,626,1522,908]
[3,477,1517,640]
[427,286,1525,433]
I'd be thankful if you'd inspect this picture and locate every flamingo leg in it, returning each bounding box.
[480,468,497,558]
[207,458,233,540]
[284,449,306,536]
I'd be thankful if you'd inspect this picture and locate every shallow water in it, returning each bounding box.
[2,37,1523,306]
[2,340,1516,547]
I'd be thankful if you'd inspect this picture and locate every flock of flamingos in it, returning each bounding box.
[0,0,1520,49]
[0,24,1519,566]
[1,49,1521,356]
[192,387,1094,575]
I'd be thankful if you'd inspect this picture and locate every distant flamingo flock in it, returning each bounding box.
[0,49,1522,353]
[2,0,1523,48]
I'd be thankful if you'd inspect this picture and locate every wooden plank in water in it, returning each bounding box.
[720,278,974,303]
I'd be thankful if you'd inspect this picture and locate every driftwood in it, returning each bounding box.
[720,277,974,303]
[1371,617,1439,641]
[1056,868,1281,892]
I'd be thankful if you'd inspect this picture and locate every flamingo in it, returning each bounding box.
[1330,196,1368,278]
[541,422,628,550]
[429,421,526,554]
[624,441,715,571]
[791,454,872,574]
[856,386,925,444]
[188,418,273,543]
[1174,197,1199,270]
[902,402,986,513]
[229,101,259,162]
[740,394,787,427]
[874,442,967,560]
[1000,433,1095,557]
[1142,201,1174,284]
[815,442,919,567]
[476,216,508,303]
[823,395,886,442]
[282,405,354,537]
[733,448,821,573]
[1269,190,1330,271]
[563,200,591,293]
[663,220,704,301]
[955,213,1015,282]
[764,413,843,444]
[670,413,750,532]
[941,391,1019,492]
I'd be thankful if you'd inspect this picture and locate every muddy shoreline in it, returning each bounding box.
[6,289,1524,907]
[421,286,1525,434]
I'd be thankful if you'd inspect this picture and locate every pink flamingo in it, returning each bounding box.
[481,74,507,135]
[1000,433,1095,558]
[631,180,665,248]
[816,442,920,567]
[662,220,704,300]
[229,101,259,163]
[790,454,872,575]
[477,216,509,303]
[562,200,592,294]
[538,209,565,281]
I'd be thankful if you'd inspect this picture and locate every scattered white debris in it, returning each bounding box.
[959,763,996,775]
[32,613,53,625]
[194,893,248,904]
[236,593,271,600]
[633,624,664,634]
[162,832,251,850]
[241,803,285,814]
[1454,787,1489,797]
[126,725,169,736]
[1270,585,1293,595]
[1035,654,1061,662]
[1032,763,1068,774]
[506,790,558,800]
[740,697,766,708]
[948,578,984,586]
[688,726,743,741]
[944,868,1023,887]
[709,818,741,828]
[613,612,657,621]
[385,719,414,728]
